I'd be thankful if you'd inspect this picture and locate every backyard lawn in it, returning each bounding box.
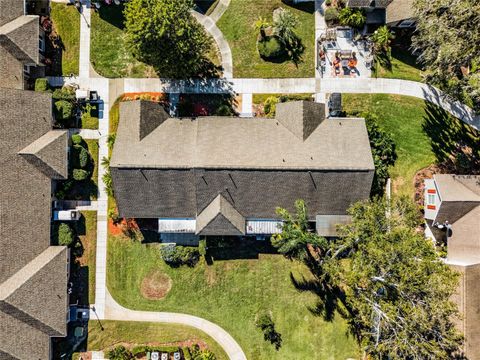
[50,3,80,75]
[107,235,359,360]
[76,211,97,305]
[91,5,156,78]
[84,320,228,360]
[375,47,424,82]
[343,94,436,196]
[217,0,315,78]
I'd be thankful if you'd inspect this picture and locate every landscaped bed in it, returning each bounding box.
[76,320,228,360]
[107,234,359,360]
[49,3,80,76]
[217,0,315,78]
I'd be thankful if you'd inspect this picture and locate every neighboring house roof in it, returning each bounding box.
[0,15,40,64]
[111,100,374,171]
[0,88,69,359]
[386,0,415,23]
[111,100,375,221]
[435,174,480,202]
[0,0,25,27]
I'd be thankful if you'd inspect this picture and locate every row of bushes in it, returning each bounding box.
[106,344,216,360]
[324,7,366,28]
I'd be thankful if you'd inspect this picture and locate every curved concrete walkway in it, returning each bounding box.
[192,11,233,78]
[105,290,247,360]
[208,0,231,23]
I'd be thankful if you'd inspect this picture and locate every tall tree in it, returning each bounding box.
[124,0,216,78]
[412,0,480,111]
[274,197,463,359]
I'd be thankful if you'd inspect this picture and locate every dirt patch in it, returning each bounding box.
[141,270,172,300]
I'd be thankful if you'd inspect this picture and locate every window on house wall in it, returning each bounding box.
[39,35,45,53]
[427,194,435,205]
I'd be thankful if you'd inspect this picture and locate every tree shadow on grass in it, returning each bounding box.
[422,100,480,173]
[96,4,125,30]
[281,0,315,14]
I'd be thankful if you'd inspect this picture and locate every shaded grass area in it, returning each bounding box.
[86,320,228,360]
[76,211,97,305]
[107,235,358,360]
[81,104,99,129]
[375,47,424,82]
[217,0,315,78]
[49,3,80,75]
[343,94,435,196]
[91,5,156,78]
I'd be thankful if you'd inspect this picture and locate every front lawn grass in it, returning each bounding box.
[90,5,156,78]
[342,94,435,196]
[217,0,315,78]
[86,320,228,359]
[50,3,80,75]
[107,235,359,360]
[375,47,423,82]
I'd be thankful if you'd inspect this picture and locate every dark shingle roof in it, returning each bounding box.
[0,89,69,359]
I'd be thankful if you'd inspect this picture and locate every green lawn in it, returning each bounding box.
[77,211,97,304]
[375,47,423,82]
[85,320,228,359]
[107,235,359,360]
[91,5,156,78]
[50,3,80,75]
[343,94,436,196]
[81,104,99,129]
[217,0,315,78]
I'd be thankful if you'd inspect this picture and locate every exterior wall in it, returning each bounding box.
[450,263,480,360]
[424,178,441,220]
[0,50,24,89]
[112,167,374,220]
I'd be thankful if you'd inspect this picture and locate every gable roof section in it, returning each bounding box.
[119,100,170,141]
[0,247,69,338]
[435,174,480,202]
[275,101,325,141]
[111,100,374,171]
[196,194,246,235]
[18,130,69,179]
[0,15,40,64]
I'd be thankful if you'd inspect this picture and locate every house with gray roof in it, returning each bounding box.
[111,100,374,239]
[0,0,47,90]
[0,88,69,360]
[345,0,416,28]
[424,174,480,360]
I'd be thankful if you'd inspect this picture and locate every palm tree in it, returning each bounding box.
[273,8,299,47]
[253,16,270,39]
[338,7,366,29]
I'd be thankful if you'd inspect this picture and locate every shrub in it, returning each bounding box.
[55,179,74,200]
[338,7,366,28]
[106,345,133,360]
[190,345,216,360]
[182,347,192,360]
[324,8,339,25]
[325,0,331,5]
[71,134,83,145]
[73,168,89,181]
[264,96,279,118]
[198,239,207,256]
[363,113,397,196]
[72,144,90,169]
[54,100,74,123]
[131,345,148,357]
[214,104,233,116]
[52,87,76,101]
[258,36,286,60]
[58,223,74,246]
[35,78,49,92]
[160,244,200,267]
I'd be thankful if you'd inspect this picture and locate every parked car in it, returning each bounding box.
[53,210,81,221]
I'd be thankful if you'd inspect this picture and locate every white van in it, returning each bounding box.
[53,210,81,221]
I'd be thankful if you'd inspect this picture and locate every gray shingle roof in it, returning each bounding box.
[196,194,246,235]
[111,100,374,171]
[0,0,25,27]
[0,15,40,64]
[0,89,69,359]
[386,0,415,23]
